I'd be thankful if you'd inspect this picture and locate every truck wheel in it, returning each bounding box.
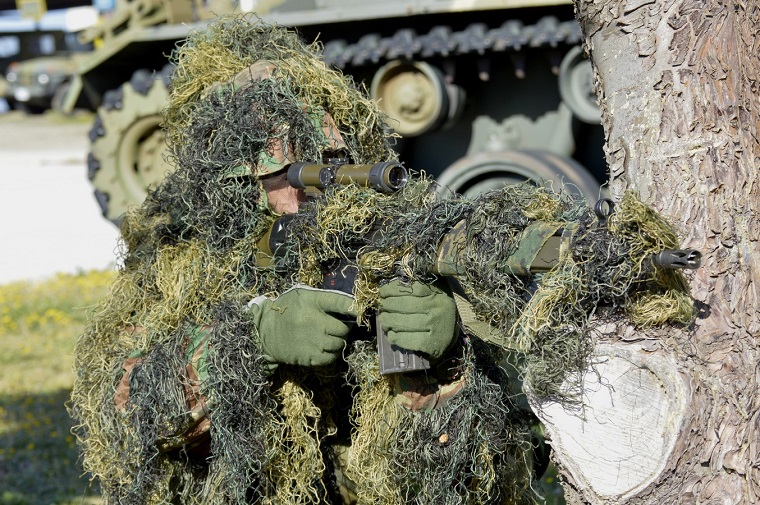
[87,65,174,224]
[51,81,72,115]
[16,101,46,115]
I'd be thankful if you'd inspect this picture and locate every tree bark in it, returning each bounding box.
[531,1,760,503]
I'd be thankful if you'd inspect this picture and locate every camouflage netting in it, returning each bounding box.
[69,14,696,505]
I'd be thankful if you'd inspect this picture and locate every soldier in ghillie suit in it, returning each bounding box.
[70,14,697,505]
[69,15,547,505]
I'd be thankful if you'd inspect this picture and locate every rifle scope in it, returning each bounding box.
[287,160,409,193]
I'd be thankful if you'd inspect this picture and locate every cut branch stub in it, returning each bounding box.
[529,343,689,502]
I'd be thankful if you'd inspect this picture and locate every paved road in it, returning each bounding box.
[0,111,121,284]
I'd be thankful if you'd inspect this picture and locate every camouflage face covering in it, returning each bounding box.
[161,17,398,197]
[219,60,349,178]
[253,110,347,176]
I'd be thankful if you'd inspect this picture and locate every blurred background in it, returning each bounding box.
[0,112,119,285]
[0,0,606,501]
[0,111,118,503]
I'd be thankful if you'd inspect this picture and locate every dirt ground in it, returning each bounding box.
[0,110,92,150]
[0,110,121,284]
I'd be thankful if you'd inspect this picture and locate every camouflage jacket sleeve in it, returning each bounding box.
[114,324,212,453]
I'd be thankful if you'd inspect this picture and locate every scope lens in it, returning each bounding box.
[386,165,408,189]
[319,167,336,187]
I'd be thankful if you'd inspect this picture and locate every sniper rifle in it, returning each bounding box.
[257,158,702,374]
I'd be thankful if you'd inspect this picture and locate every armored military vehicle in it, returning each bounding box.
[63,0,604,223]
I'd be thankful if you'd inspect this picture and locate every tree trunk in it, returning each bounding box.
[530,1,760,503]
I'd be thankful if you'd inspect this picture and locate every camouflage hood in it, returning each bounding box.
[162,16,396,184]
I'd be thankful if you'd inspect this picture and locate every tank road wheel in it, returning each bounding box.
[435,150,601,202]
[559,46,601,125]
[87,66,174,224]
[371,60,464,137]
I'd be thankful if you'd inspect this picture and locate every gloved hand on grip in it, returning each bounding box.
[249,286,358,367]
[377,279,458,360]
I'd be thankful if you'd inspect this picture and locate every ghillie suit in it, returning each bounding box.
[69,14,696,505]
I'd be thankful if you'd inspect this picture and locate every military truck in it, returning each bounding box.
[5,52,83,113]
[62,0,604,223]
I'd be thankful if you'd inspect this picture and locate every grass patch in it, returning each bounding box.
[0,270,113,504]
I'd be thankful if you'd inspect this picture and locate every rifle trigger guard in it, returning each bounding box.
[594,198,615,224]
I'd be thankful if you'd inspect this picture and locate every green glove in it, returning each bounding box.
[249,287,358,367]
[377,280,458,360]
